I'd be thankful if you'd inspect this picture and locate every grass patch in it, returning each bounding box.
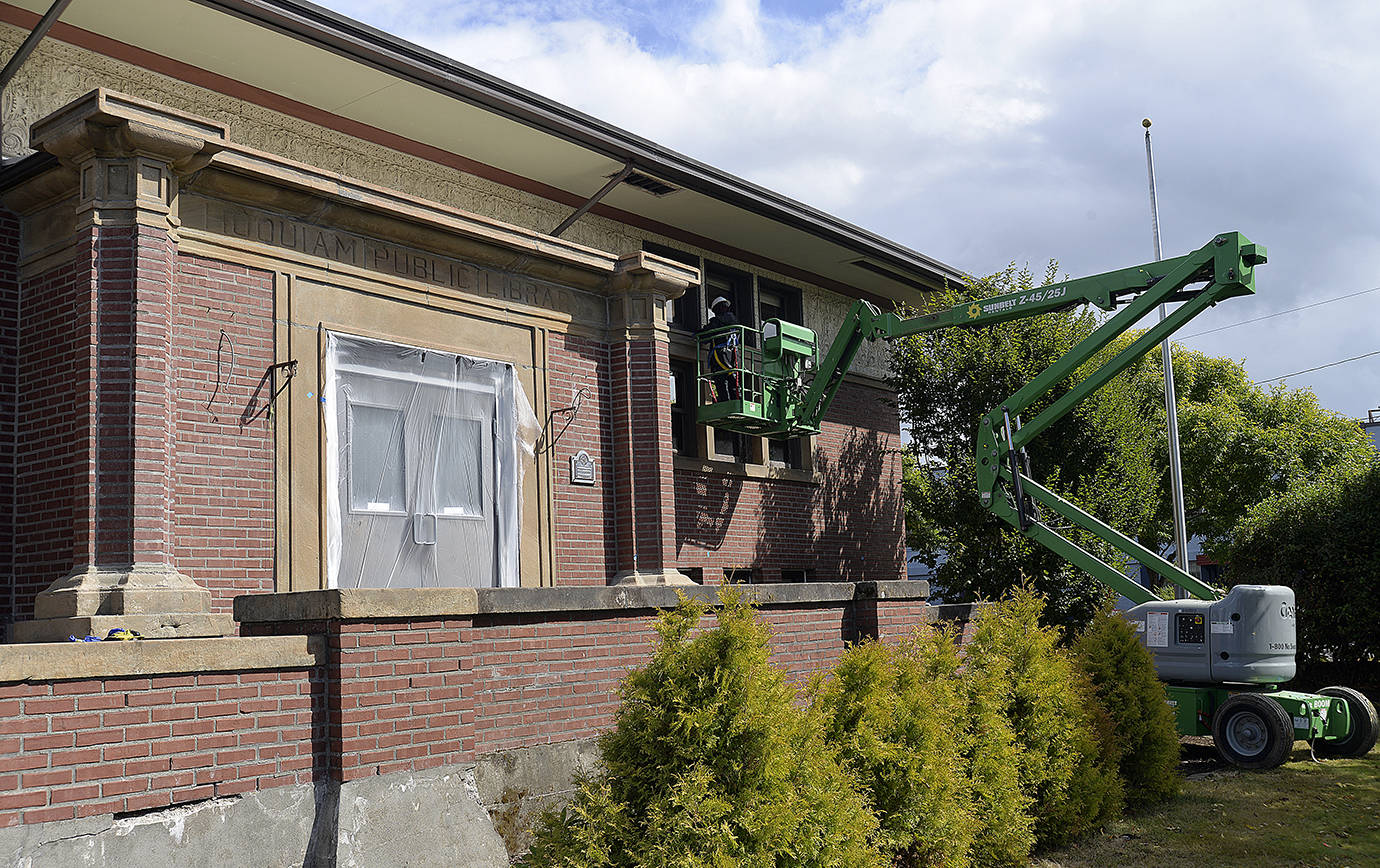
[1035,745,1380,868]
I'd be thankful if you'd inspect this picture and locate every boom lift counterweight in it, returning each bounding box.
[696,232,1377,769]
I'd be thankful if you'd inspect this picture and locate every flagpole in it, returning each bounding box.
[1143,118,1191,584]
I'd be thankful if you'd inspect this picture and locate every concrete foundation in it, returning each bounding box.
[0,743,588,867]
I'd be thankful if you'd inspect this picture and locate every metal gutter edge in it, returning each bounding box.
[185,0,965,288]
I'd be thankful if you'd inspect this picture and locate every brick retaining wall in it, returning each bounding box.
[2,583,966,836]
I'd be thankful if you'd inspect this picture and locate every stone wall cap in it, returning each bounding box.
[853,580,931,601]
[235,588,481,622]
[0,635,323,684]
[235,581,929,624]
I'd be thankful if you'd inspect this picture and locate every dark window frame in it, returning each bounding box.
[669,357,700,458]
[757,278,803,326]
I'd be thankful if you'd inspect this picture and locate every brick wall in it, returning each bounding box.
[607,339,677,577]
[0,209,16,639]
[8,245,86,629]
[674,380,905,583]
[7,589,963,831]
[0,667,321,828]
[171,254,276,615]
[546,333,615,584]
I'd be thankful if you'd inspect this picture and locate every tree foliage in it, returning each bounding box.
[894,264,1151,627]
[519,591,884,868]
[1223,455,1380,672]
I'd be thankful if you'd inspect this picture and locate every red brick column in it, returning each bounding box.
[12,91,232,641]
[606,253,695,585]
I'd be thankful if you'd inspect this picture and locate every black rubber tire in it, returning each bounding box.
[1315,686,1379,758]
[1212,693,1295,770]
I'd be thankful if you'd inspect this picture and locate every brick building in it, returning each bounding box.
[0,1,968,862]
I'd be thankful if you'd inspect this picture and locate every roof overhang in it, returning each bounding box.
[0,0,964,303]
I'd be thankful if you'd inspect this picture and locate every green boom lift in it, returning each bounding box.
[696,232,1377,769]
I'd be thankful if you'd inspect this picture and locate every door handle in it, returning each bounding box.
[412,513,437,545]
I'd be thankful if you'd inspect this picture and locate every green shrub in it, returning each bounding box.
[1073,606,1181,808]
[964,588,1123,850]
[519,591,885,868]
[813,637,977,867]
[940,630,1036,867]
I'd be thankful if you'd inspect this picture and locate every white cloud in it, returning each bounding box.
[321,0,1380,416]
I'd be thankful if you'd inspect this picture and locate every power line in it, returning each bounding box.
[1179,285,1380,340]
[1253,349,1380,385]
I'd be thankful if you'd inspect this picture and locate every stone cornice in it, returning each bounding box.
[13,90,705,306]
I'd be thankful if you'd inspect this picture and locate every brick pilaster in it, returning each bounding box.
[606,253,695,585]
[11,90,232,641]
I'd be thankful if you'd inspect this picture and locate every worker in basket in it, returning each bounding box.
[703,295,741,401]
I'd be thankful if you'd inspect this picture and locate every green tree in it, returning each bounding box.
[1073,606,1181,808]
[520,592,885,868]
[1223,455,1380,673]
[963,588,1123,849]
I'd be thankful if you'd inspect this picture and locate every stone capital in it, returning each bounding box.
[28,89,228,230]
[608,251,698,339]
[30,88,228,171]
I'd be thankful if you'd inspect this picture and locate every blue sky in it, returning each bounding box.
[320,0,1380,420]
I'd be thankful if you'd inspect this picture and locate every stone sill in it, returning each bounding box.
[234,581,930,624]
[0,635,325,684]
[673,455,818,483]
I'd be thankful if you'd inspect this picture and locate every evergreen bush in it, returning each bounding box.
[1073,606,1181,808]
[518,592,885,868]
[920,624,1036,868]
[813,637,977,867]
[963,588,1123,850]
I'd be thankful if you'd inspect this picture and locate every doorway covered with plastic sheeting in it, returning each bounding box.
[324,332,537,589]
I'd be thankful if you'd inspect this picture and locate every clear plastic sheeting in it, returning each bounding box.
[324,332,537,589]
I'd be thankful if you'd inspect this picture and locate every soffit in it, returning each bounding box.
[2,0,963,303]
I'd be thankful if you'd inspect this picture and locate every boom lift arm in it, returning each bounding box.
[697,232,1267,604]
[698,232,1380,767]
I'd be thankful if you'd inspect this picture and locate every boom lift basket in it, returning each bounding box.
[696,320,819,436]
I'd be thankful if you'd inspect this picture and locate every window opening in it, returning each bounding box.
[324,332,536,590]
[669,359,700,457]
[348,403,407,513]
[434,415,484,517]
[757,279,802,326]
[705,262,754,338]
[768,436,805,469]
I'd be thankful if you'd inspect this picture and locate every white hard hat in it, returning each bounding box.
[710,296,731,309]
